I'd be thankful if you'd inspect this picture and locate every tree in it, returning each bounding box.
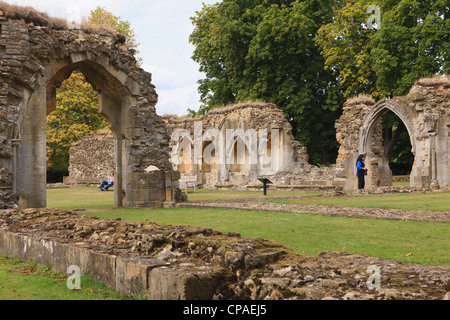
[382,112,414,175]
[315,0,449,99]
[84,6,142,66]
[46,71,108,171]
[190,0,344,166]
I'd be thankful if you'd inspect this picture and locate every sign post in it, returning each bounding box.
[257,177,273,196]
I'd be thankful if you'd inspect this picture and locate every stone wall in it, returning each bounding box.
[163,103,343,191]
[0,167,17,209]
[64,131,115,186]
[67,103,342,191]
[70,79,449,193]
[0,4,182,208]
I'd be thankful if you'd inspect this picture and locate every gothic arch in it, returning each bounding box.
[357,99,417,188]
[359,99,417,156]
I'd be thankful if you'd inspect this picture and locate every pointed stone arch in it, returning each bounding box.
[358,99,417,188]
[336,81,449,191]
[359,99,417,156]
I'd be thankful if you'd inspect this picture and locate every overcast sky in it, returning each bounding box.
[5,0,218,116]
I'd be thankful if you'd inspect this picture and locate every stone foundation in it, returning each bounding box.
[0,208,448,300]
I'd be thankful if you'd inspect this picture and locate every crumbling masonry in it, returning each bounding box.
[164,79,449,192]
[67,80,449,193]
[1,5,448,210]
[335,79,449,191]
[0,7,182,209]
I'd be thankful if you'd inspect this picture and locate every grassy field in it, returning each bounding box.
[2,187,448,299]
[0,255,135,300]
[45,187,450,266]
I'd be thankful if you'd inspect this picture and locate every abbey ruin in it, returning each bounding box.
[0,6,182,209]
[66,79,449,194]
[0,3,449,303]
[0,4,448,210]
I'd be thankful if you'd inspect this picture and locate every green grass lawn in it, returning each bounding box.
[187,189,321,200]
[265,192,450,212]
[2,187,448,299]
[392,181,411,187]
[0,255,135,300]
[45,187,450,266]
[46,187,319,209]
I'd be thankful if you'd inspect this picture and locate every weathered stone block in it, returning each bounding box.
[115,257,168,297]
[147,266,222,300]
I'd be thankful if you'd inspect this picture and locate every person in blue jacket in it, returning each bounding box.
[356,154,368,190]
[98,173,114,191]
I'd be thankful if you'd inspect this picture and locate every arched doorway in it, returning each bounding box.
[11,54,179,208]
[337,82,449,192]
[16,58,134,208]
[1,18,182,209]
[358,99,417,188]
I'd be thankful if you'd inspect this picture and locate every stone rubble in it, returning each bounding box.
[0,208,448,300]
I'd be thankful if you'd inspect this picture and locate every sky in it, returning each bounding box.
[4,0,218,116]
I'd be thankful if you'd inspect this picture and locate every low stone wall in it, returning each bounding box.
[0,231,219,299]
[393,176,411,182]
[0,208,448,300]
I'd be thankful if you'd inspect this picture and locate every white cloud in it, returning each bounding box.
[3,0,215,116]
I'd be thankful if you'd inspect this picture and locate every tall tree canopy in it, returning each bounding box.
[190,0,449,166]
[315,0,449,99]
[190,0,344,166]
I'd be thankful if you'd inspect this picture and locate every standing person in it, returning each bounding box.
[356,154,368,190]
[98,173,114,191]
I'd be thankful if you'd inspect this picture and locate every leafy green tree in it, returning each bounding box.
[315,0,449,99]
[190,0,344,165]
[46,71,108,171]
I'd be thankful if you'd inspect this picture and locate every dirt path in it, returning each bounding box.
[178,197,450,223]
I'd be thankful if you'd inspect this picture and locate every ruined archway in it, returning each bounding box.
[358,99,417,188]
[0,11,181,209]
[336,80,449,191]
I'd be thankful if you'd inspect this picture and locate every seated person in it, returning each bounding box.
[98,174,114,191]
